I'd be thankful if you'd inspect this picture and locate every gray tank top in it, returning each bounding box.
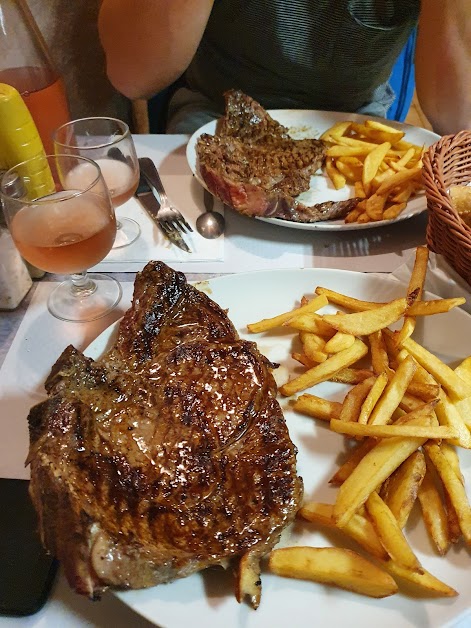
[184,0,419,115]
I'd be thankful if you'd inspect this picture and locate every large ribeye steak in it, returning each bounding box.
[26,261,303,607]
[196,90,359,222]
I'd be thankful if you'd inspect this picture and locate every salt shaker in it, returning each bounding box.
[0,172,33,310]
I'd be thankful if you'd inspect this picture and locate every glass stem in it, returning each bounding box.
[70,271,97,297]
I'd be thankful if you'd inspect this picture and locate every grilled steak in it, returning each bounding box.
[26,261,303,607]
[216,89,291,143]
[196,90,359,223]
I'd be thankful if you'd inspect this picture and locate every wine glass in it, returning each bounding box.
[53,117,141,249]
[0,154,122,322]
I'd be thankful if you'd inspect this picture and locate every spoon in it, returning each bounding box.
[195,188,226,239]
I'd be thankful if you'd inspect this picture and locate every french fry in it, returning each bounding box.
[394,247,429,347]
[300,331,329,363]
[383,561,457,597]
[322,298,409,336]
[440,443,464,483]
[280,338,368,397]
[418,465,451,556]
[406,381,440,403]
[268,547,398,598]
[235,553,262,609]
[330,419,455,440]
[365,491,422,572]
[315,286,465,316]
[365,119,405,141]
[356,212,371,224]
[358,371,389,424]
[365,193,387,221]
[325,157,347,190]
[391,147,416,170]
[380,451,426,529]
[354,181,367,198]
[246,293,328,333]
[444,490,463,544]
[363,142,391,186]
[327,145,373,158]
[292,393,342,421]
[369,331,394,377]
[320,120,352,141]
[454,357,471,430]
[330,367,374,384]
[368,355,418,425]
[424,442,471,546]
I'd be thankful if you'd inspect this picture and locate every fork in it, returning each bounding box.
[138,157,193,252]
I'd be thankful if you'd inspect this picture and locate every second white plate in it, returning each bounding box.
[186,110,440,232]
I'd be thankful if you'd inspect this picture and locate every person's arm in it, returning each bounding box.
[98,0,215,100]
[415,0,471,135]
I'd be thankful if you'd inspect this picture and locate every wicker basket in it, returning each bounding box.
[423,130,471,285]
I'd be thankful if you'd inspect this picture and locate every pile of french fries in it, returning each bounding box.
[320,119,425,224]
[247,246,471,600]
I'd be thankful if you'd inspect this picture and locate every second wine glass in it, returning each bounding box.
[53,117,141,249]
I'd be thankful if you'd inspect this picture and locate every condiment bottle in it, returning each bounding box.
[0,0,71,155]
[0,172,32,309]
[0,83,55,198]
[0,86,54,281]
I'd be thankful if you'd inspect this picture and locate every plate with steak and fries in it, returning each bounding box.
[187,90,440,231]
[68,252,471,628]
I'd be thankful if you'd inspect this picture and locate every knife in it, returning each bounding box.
[135,172,191,253]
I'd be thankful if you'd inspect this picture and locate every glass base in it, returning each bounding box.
[112,217,141,249]
[47,273,122,322]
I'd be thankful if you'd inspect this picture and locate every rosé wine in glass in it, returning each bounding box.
[0,154,122,322]
[53,117,141,249]
[10,191,116,274]
[65,158,139,208]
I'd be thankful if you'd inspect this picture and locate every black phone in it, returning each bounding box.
[0,478,58,616]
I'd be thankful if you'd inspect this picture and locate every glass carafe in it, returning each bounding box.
[0,0,71,155]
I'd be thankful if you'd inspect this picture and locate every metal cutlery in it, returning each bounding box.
[138,157,193,252]
[135,168,191,253]
[195,188,225,239]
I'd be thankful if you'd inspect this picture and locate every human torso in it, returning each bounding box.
[185,0,420,115]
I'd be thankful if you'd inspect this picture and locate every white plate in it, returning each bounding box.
[186,110,440,231]
[85,268,471,628]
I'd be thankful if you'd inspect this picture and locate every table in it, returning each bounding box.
[0,134,428,627]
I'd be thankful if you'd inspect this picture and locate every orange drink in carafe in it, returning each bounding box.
[0,0,71,155]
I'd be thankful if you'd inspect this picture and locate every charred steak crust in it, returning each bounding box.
[196,89,359,223]
[27,261,303,601]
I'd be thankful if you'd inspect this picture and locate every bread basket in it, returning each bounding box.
[423,130,471,285]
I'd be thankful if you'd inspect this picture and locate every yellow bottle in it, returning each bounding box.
[0,83,54,198]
